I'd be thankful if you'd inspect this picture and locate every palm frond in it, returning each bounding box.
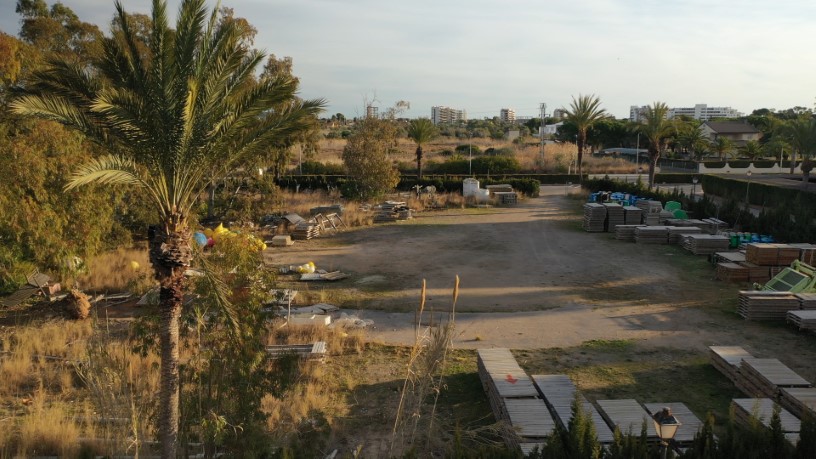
[65,154,144,191]
[193,249,241,341]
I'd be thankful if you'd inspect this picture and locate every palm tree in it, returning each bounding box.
[563,94,606,179]
[711,137,734,160]
[406,118,438,179]
[635,102,674,189]
[676,120,708,159]
[779,116,816,187]
[11,1,323,457]
[740,140,763,160]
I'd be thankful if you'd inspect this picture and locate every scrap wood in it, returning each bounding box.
[299,271,349,281]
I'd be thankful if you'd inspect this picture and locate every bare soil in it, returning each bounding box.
[264,186,816,382]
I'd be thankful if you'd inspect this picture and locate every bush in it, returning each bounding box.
[297,160,345,175]
[455,144,481,155]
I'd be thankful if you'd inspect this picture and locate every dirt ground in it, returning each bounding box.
[264,186,816,382]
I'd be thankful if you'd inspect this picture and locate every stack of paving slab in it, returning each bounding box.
[635,200,663,225]
[732,398,801,445]
[779,387,816,419]
[603,203,625,232]
[787,310,816,332]
[746,243,802,267]
[792,243,816,265]
[531,375,614,445]
[615,225,644,242]
[373,201,412,223]
[666,218,706,228]
[716,263,750,282]
[667,226,703,244]
[699,218,728,235]
[713,251,746,264]
[738,262,772,283]
[643,403,704,447]
[737,291,800,321]
[623,206,642,225]
[796,293,816,310]
[634,226,669,244]
[583,203,607,232]
[291,220,321,240]
[477,349,554,453]
[682,234,730,255]
[709,346,754,383]
[596,399,657,441]
[736,357,811,399]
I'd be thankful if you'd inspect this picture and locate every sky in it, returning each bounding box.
[2,0,815,120]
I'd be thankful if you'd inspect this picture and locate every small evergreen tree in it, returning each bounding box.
[795,411,816,459]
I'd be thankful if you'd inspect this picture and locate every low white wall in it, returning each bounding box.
[698,162,802,174]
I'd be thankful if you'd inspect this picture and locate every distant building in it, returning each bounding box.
[699,121,761,147]
[366,105,379,119]
[500,108,516,123]
[552,108,568,119]
[515,116,533,124]
[431,106,467,124]
[542,122,564,136]
[629,103,742,122]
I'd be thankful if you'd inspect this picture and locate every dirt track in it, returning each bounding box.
[264,187,816,379]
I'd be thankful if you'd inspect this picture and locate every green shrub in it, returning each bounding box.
[298,160,345,175]
[455,144,481,155]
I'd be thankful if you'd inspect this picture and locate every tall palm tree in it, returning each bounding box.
[711,136,734,160]
[676,120,708,160]
[11,1,323,457]
[780,116,816,187]
[635,102,674,189]
[740,140,763,160]
[406,117,437,179]
[563,94,606,179]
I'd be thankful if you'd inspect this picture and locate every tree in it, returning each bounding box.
[711,136,734,160]
[635,102,674,189]
[741,140,763,159]
[11,1,324,456]
[676,120,709,160]
[406,118,438,179]
[341,116,401,199]
[563,94,606,180]
[779,115,816,186]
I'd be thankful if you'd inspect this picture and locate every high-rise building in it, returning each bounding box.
[630,103,742,122]
[431,106,467,125]
[500,108,516,123]
[552,108,568,119]
[366,105,379,119]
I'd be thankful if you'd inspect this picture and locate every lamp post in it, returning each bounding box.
[692,176,699,201]
[468,131,473,176]
[745,170,752,207]
[653,407,681,459]
[636,132,641,171]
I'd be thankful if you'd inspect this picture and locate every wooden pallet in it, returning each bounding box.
[265,341,326,361]
[738,262,771,283]
[717,262,749,282]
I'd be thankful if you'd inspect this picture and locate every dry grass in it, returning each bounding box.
[75,246,152,294]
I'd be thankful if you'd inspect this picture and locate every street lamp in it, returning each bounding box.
[636,132,641,171]
[692,176,699,200]
[653,407,681,459]
[745,170,752,207]
[468,132,473,176]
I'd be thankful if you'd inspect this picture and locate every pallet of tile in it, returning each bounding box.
[596,399,657,440]
[796,293,816,310]
[779,387,816,419]
[531,375,614,444]
[717,263,749,282]
[583,203,607,232]
[682,234,730,255]
[291,221,321,240]
[635,226,670,244]
[477,348,539,422]
[737,291,800,321]
[615,225,644,242]
[787,310,816,332]
[603,203,625,232]
[700,218,728,235]
[709,346,754,383]
[668,226,703,244]
[501,398,556,451]
[746,243,780,265]
[644,403,704,445]
[623,206,643,225]
[738,262,771,283]
[732,398,801,438]
[713,251,746,264]
[778,245,803,266]
[792,244,816,265]
[739,358,811,399]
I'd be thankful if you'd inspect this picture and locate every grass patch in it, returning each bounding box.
[580,338,635,351]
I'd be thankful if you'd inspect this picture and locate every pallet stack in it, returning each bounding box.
[477,349,555,454]
[668,226,703,244]
[793,243,816,265]
[291,220,321,240]
[779,387,816,419]
[615,225,644,242]
[746,243,781,265]
[796,293,816,309]
[634,226,669,244]
[682,234,730,255]
[716,263,750,282]
[700,218,728,235]
[714,252,747,264]
[709,346,754,383]
[373,201,412,223]
[732,398,801,445]
[635,200,663,225]
[739,262,771,283]
[583,203,607,232]
[737,291,800,321]
[596,399,657,440]
[736,358,811,398]
[531,375,615,444]
[494,192,518,205]
[603,203,625,232]
[787,310,816,332]
[623,206,642,225]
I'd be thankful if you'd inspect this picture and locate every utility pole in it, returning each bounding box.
[539,102,547,165]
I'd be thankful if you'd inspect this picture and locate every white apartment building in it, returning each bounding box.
[629,103,742,122]
[500,108,516,123]
[366,105,379,119]
[431,106,467,125]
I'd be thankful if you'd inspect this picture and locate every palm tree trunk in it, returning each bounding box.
[577,133,584,181]
[416,146,423,180]
[790,150,797,175]
[648,151,659,189]
[149,224,192,459]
